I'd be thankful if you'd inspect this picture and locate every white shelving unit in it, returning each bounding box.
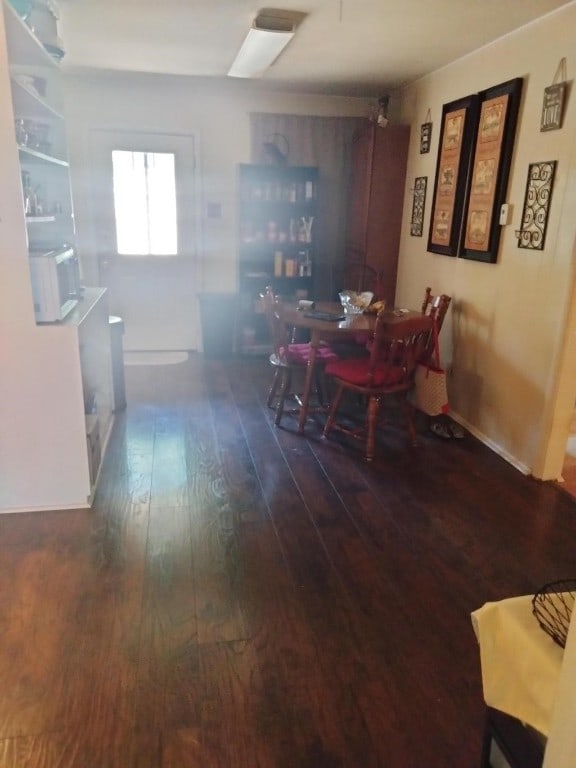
[0,0,113,513]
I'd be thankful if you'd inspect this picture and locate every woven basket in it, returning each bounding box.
[532,579,576,649]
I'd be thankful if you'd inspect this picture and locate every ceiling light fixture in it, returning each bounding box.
[228,12,296,79]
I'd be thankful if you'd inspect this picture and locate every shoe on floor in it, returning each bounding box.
[430,420,451,439]
[449,421,465,439]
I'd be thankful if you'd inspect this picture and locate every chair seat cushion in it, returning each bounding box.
[325,358,405,387]
[272,343,338,366]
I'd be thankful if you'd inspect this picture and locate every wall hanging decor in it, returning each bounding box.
[410,176,427,237]
[541,58,568,132]
[460,77,523,264]
[515,160,557,250]
[420,110,433,154]
[427,94,478,256]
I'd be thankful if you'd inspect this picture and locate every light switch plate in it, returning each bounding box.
[499,203,510,225]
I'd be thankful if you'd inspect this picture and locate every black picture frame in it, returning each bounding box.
[420,122,433,154]
[410,177,427,237]
[427,94,478,257]
[541,83,567,131]
[460,77,523,264]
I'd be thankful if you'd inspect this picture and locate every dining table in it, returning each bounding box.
[281,301,422,434]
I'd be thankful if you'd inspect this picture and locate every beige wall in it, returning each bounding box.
[396,3,576,479]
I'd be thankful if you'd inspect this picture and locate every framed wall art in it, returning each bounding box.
[427,94,478,256]
[420,110,433,153]
[541,58,567,132]
[516,160,557,250]
[541,83,567,131]
[460,77,523,264]
[410,176,427,237]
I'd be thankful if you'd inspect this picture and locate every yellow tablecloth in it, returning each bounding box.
[471,595,565,736]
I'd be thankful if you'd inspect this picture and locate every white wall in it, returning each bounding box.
[396,3,576,479]
[62,73,371,290]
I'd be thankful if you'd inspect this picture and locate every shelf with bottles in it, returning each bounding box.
[25,214,55,222]
[10,73,63,120]
[15,112,68,163]
[20,165,69,217]
[239,253,312,288]
[18,142,68,165]
[240,213,315,248]
[239,172,317,205]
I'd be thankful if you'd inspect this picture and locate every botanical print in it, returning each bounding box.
[439,163,456,195]
[471,158,496,196]
[443,114,463,150]
[468,210,488,245]
[433,209,451,242]
[479,101,505,143]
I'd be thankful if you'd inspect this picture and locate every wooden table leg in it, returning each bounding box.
[298,332,319,434]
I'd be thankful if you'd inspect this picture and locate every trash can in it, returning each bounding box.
[109,315,126,411]
[198,293,238,359]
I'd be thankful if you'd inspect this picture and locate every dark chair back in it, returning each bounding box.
[367,313,434,389]
[262,286,290,360]
[421,287,452,333]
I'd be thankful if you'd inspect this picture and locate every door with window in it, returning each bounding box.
[91,130,199,351]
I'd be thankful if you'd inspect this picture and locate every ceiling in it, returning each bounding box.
[57,0,573,96]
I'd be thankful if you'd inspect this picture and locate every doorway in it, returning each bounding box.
[90,129,200,352]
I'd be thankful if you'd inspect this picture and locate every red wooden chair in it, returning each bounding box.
[323,313,434,460]
[262,287,338,427]
[419,288,462,438]
[421,287,451,358]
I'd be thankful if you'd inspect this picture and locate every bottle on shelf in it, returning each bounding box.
[274,251,283,277]
[298,250,312,277]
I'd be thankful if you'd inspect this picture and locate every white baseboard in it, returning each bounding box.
[450,411,531,477]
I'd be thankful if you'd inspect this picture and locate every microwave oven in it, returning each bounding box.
[28,246,82,323]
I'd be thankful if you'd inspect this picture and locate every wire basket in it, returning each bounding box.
[532,579,576,649]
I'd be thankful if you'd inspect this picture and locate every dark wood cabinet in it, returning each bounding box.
[344,122,410,307]
[237,163,318,354]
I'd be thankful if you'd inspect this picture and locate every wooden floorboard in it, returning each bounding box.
[1,353,575,767]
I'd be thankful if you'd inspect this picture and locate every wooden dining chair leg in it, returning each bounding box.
[267,368,281,408]
[275,369,292,426]
[366,395,381,461]
[399,395,418,446]
[323,383,345,437]
[314,367,329,406]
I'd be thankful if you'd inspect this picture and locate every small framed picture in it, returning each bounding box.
[541,83,567,132]
[420,122,433,154]
[410,177,427,237]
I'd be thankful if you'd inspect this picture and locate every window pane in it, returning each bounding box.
[112,150,178,255]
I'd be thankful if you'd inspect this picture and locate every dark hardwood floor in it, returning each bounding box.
[1,353,575,767]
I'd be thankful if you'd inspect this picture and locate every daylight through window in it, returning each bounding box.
[112,150,177,255]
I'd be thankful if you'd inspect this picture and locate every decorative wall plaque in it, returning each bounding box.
[541,83,567,131]
[410,177,427,237]
[541,58,567,132]
[420,110,433,154]
[516,161,557,250]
